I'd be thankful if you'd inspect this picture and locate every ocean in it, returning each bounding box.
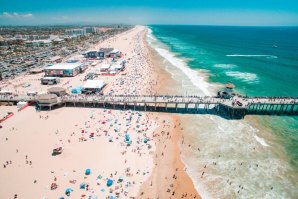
[146,25,298,199]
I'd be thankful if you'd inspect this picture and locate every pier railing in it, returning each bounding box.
[1,95,298,119]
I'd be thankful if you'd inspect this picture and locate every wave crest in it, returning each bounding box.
[226,54,277,59]
[225,71,259,83]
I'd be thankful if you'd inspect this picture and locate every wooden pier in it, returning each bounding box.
[1,95,298,119]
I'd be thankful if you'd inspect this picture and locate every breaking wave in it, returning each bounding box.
[214,64,238,69]
[226,54,278,59]
[225,71,259,84]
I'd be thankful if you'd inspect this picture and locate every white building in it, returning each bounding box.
[100,64,110,72]
[84,27,96,34]
[109,49,122,58]
[44,63,87,77]
[82,80,106,93]
[25,39,52,47]
[65,29,86,37]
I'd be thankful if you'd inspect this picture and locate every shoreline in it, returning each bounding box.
[137,28,201,199]
[145,26,298,198]
[1,25,297,198]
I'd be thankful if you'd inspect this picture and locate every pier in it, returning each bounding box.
[1,95,298,119]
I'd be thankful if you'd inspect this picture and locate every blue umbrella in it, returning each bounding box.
[65,188,73,196]
[107,179,113,187]
[85,168,91,175]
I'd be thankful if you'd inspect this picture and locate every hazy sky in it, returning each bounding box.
[0,0,298,26]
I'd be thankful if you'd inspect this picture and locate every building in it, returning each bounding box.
[100,64,110,72]
[44,63,87,77]
[109,49,122,58]
[98,48,114,59]
[82,80,106,94]
[48,87,67,96]
[44,56,63,64]
[85,51,99,59]
[25,40,52,47]
[41,77,60,85]
[30,68,43,74]
[218,82,236,99]
[110,62,125,72]
[65,29,86,37]
[83,48,114,59]
[37,94,58,104]
[84,27,96,34]
[52,38,65,44]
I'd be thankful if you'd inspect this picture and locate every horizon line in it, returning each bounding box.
[1,23,298,27]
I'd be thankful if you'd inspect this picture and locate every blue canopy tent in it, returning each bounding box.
[71,86,82,94]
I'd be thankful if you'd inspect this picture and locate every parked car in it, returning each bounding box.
[236,101,243,106]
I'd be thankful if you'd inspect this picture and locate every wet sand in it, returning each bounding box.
[137,34,200,199]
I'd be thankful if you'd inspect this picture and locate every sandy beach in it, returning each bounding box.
[0,26,200,199]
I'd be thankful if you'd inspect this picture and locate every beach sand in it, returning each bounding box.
[0,26,200,199]
[137,37,200,199]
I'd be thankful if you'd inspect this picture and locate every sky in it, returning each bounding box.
[0,0,298,26]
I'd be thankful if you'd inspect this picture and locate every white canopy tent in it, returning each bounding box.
[83,80,106,92]
[100,64,110,70]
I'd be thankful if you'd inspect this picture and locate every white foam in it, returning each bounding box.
[146,28,212,96]
[184,165,214,199]
[213,64,237,69]
[225,71,259,83]
[147,28,156,41]
[254,135,269,147]
[146,27,297,199]
[226,54,278,59]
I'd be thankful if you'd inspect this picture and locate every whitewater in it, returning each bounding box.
[146,27,298,199]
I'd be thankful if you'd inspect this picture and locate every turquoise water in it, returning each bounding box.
[148,25,298,198]
[151,26,298,96]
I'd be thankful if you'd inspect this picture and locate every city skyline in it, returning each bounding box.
[1,0,298,26]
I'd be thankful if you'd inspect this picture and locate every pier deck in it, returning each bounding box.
[1,95,298,119]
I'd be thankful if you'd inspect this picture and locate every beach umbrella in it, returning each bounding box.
[126,140,132,146]
[107,179,113,187]
[80,183,86,189]
[117,176,124,183]
[65,188,73,196]
[125,134,130,141]
[85,168,91,175]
